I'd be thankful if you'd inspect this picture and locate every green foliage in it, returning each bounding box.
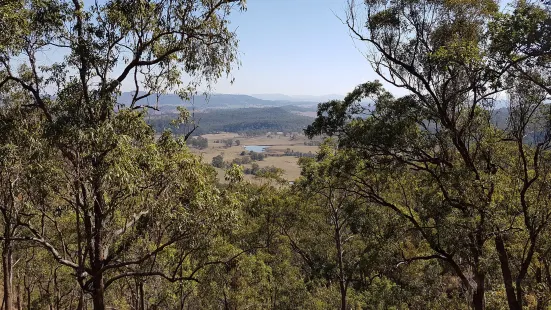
[211,154,224,168]
[148,107,314,136]
[223,138,234,147]
[249,151,264,161]
[187,136,208,149]
[0,0,247,309]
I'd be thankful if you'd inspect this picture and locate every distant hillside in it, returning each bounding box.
[118,92,318,110]
[252,93,343,102]
[148,107,314,136]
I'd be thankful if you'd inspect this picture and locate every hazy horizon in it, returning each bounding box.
[182,1,409,98]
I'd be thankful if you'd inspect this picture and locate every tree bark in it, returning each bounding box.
[335,226,346,310]
[91,275,105,310]
[472,272,485,310]
[139,282,145,310]
[495,235,521,310]
[91,180,105,310]
[536,263,545,310]
[76,290,84,310]
[16,280,21,310]
[2,233,13,310]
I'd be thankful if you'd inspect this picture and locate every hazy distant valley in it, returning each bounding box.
[118,91,322,113]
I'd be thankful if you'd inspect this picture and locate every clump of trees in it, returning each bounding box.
[223,139,234,147]
[211,154,225,168]
[187,136,208,149]
[284,148,315,158]
[303,140,322,146]
[232,156,252,165]
[243,163,281,176]
[249,151,265,161]
[211,152,265,170]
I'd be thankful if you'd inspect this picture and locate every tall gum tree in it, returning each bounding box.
[306,1,551,309]
[306,1,551,307]
[0,0,245,309]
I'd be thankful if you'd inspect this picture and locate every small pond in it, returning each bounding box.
[244,145,270,153]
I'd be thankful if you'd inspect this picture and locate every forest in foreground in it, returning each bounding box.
[1,0,551,309]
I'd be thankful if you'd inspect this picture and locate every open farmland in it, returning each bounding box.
[189,133,320,182]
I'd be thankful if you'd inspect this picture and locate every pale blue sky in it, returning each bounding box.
[50,0,405,97]
[40,1,516,98]
[211,0,401,97]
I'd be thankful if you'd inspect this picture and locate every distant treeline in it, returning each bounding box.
[211,151,265,169]
[147,107,314,136]
[212,153,281,177]
[283,148,315,158]
[243,164,281,177]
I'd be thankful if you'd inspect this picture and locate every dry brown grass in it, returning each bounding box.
[190,133,319,182]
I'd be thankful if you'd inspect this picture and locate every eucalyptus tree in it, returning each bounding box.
[0,0,245,309]
[295,144,377,310]
[302,1,551,309]
[488,3,551,309]
[0,92,54,310]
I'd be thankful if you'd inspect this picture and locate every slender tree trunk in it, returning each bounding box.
[76,290,84,310]
[16,280,21,310]
[139,282,145,310]
[223,290,230,310]
[25,286,30,310]
[536,262,545,310]
[495,235,521,310]
[91,181,105,310]
[335,226,346,310]
[53,268,60,310]
[472,273,485,310]
[91,274,105,310]
[2,234,13,310]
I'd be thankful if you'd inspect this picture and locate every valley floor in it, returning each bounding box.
[189,132,319,182]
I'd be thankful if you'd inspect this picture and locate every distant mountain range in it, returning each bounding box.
[117,92,512,126]
[250,93,343,102]
[117,92,323,113]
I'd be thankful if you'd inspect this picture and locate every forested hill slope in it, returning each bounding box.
[147,105,514,138]
[118,92,318,110]
[148,107,314,136]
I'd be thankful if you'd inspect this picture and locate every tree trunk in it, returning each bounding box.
[472,273,485,310]
[76,291,84,310]
[2,235,13,310]
[16,279,21,310]
[25,286,30,310]
[139,282,145,310]
[223,290,230,310]
[536,263,545,310]
[495,235,521,310]
[335,226,346,310]
[91,182,105,310]
[91,275,105,310]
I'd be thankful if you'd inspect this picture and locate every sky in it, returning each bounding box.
[44,0,406,98]
[210,0,403,97]
[36,0,517,99]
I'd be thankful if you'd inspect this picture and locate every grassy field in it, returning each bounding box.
[190,133,320,182]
